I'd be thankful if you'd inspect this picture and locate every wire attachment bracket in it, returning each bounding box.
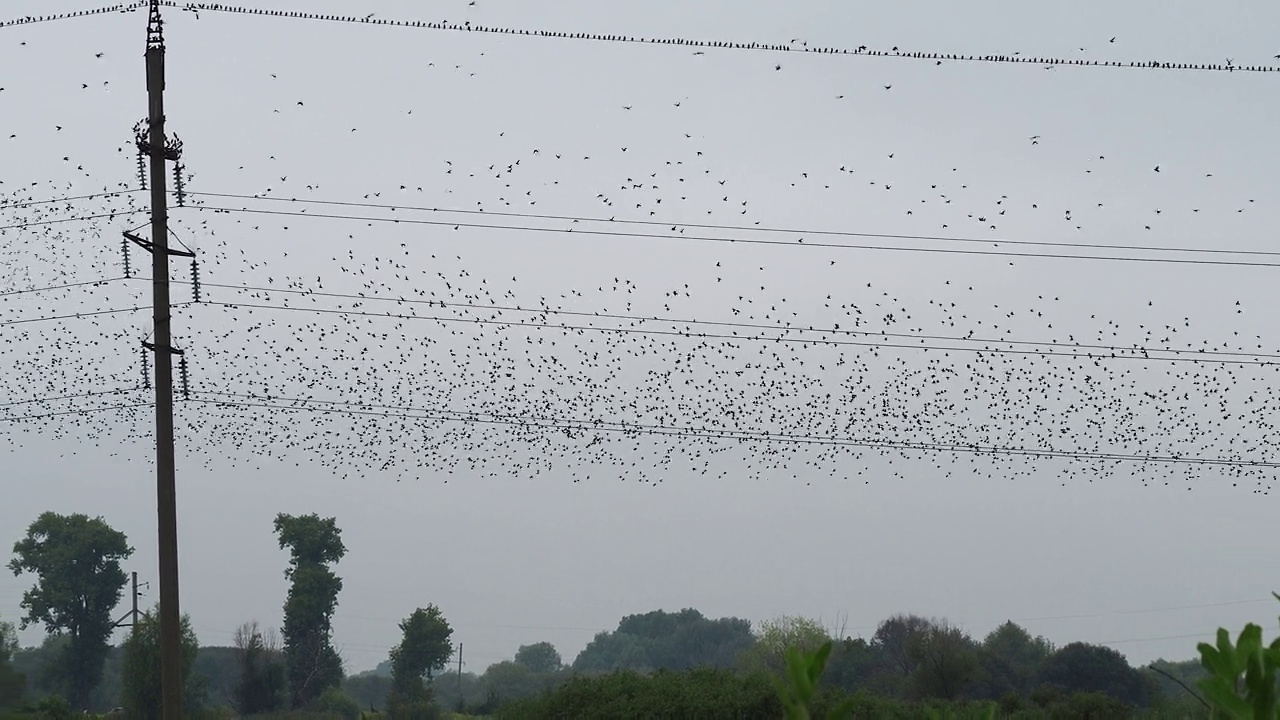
[123,231,195,258]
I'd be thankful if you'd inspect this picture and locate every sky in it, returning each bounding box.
[2,0,1280,677]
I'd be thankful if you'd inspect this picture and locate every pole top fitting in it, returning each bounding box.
[146,0,164,51]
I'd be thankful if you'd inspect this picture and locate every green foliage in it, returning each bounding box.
[496,667,780,719]
[970,621,1054,698]
[387,605,453,713]
[1196,594,1280,719]
[1038,642,1152,707]
[741,615,833,676]
[7,512,133,709]
[907,621,980,700]
[234,623,287,714]
[513,642,562,674]
[0,619,24,709]
[571,608,754,673]
[311,687,362,719]
[23,693,70,720]
[275,513,347,709]
[774,641,855,719]
[341,672,392,712]
[118,607,204,719]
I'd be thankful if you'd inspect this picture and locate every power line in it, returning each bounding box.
[0,401,154,424]
[0,2,143,30]
[1098,631,1212,646]
[187,204,1280,268]
[0,305,152,327]
[0,277,127,299]
[184,391,1280,469]
[0,387,145,409]
[0,209,147,232]
[1016,597,1280,624]
[0,300,195,327]
[0,189,143,211]
[186,191,1280,260]
[153,3,1280,75]
[156,277,1280,363]
[186,298,1280,366]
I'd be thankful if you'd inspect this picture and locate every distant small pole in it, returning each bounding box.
[131,571,139,626]
[457,643,463,707]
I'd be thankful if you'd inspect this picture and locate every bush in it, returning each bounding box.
[311,687,362,719]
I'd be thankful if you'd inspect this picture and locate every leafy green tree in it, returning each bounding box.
[572,608,754,673]
[343,670,394,712]
[514,642,563,674]
[0,616,24,708]
[740,615,832,676]
[312,685,362,718]
[968,621,1054,699]
[906,619,979,700]
[868,614,934,698]
[822,637,877,693]
[118,606,205,718]
[7,512,133,709]
[274,512,346,708]
[388,605,453,713]
[479,661,548,706]
[1038,642,1152,707]
[233,621,286,714]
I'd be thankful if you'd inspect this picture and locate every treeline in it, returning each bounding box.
[0,511,1224,718]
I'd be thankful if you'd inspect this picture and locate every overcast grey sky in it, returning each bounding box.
[3,0,1280,676]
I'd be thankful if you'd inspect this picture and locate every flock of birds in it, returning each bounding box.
[2,7,1279,493]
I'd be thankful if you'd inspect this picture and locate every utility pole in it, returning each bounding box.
[111,571,147,630]
[457,643,463,710]
[131,571,139,626]
[139,1,184,716]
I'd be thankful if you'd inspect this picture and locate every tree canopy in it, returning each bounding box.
[514,642,563,674]
[572,608,754,673]
[119,606,204,719]
[274,513,346,708]
[7,511,132,709]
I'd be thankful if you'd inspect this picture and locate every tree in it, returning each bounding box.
[906,619,979,699]
[0,616,24,708]
[514,642,562,674]
[7,512,133,709]
[274,513,346,708]
[739,615,831,675]
[571,608,754,673]
[388,605,453,713]
[1038,642,1151,706]
[969,621,1054,698]
[871,614,933,678]
[233,621,286,714]
[119,607,205,719]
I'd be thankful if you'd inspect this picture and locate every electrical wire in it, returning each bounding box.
[0,387,145,409]
[185,191,1280,260]
[0,189,143,211]
[0,306,151,327]
[125,273,1280,363]
[184,390,1280,469]
[0,301,195,327]
[190,278,1280,360]
[186,298,1280,366]
[0,401,154,423]
[153,3,1280,75]
[0,2,142,30]
[186,204,1280,268]
[0,277,127,299]
[0,209,147,232]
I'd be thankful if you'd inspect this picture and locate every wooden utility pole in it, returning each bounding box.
[142,0,183,715]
